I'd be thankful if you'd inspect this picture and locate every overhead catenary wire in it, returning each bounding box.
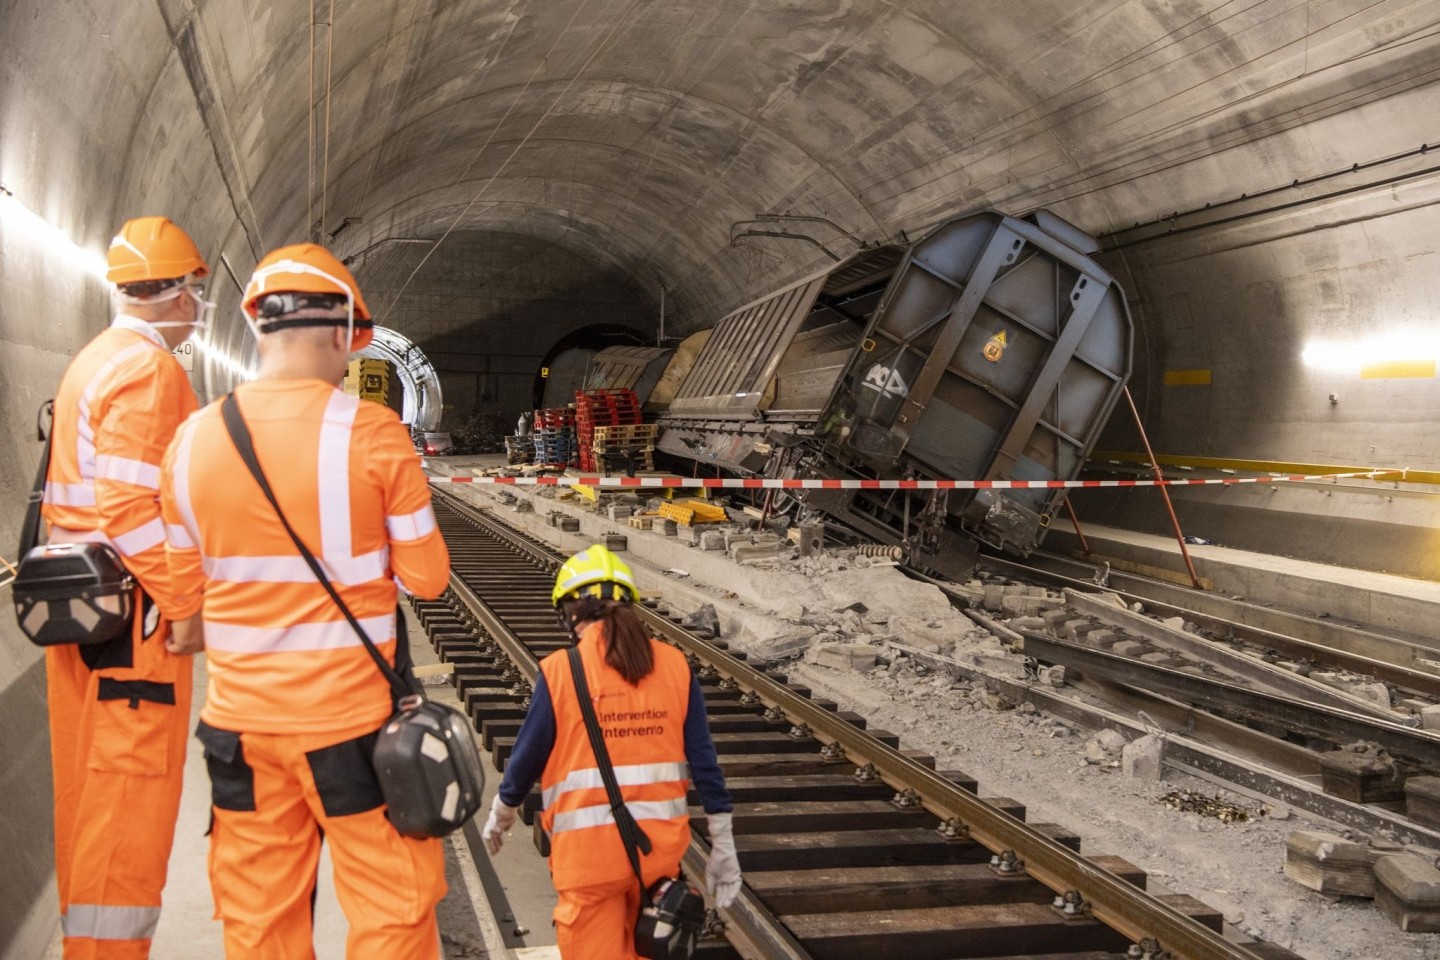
[375,0,644,325]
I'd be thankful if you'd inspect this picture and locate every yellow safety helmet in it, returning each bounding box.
[552,544,639,607]
[242,243,373,351]
[107,216,209,289]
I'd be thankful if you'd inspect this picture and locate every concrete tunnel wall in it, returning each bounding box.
[3,1,1440,952]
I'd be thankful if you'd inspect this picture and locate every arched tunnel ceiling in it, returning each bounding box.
[6,0,1431,331]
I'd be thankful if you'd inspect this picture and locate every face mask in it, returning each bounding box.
[127,281,215,338]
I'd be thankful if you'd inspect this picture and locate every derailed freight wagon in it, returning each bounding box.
[588,209,1132,578]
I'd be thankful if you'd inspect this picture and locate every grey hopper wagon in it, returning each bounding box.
[588,209,1132,578]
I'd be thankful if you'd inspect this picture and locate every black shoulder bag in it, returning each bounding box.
[12,400,135,647]
[221,392,483,838]
[567,646,705,960]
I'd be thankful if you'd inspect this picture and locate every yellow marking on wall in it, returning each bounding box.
[1164,369,1212,386]
[1360,360,1436,380]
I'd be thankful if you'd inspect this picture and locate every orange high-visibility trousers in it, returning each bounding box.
[46,597,192,960]
[553,859,680,960]
[199,723,446,959]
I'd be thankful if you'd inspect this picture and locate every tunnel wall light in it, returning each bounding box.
[1301,332,1440,379]
[0,188,108,281]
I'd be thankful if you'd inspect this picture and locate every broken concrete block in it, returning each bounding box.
[660,519,678,536]
[680,604,720,638]
[1160,616,1187,631]
[514,499,534,513]
[699,530,726,551]
[982,584,1005,612]
[1085,629,1119,649]
[1039,664,1067,687]
[1346,681,1391,711]
[1400,698,1431,715]
[1110,639,1146,658]
[1421,706,1440,731]
[1091,591,1127,608]
[731,542,780,562]
[805,642,879,672]
[1001,594,1063,617]
[607,504,633,521]
[1095,728,1129,754]
[1041,608,1072,631]
[1062,619,1099,644]
[1376,853,1440,931]
[1284,831,1380,897]
[1121,734,1165,780]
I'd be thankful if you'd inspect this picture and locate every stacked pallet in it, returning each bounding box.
[504,434,535,465]
[591,423,658,474]
[531,407,578,468]
[574,389,644,472]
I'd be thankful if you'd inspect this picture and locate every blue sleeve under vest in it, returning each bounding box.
[498,674,556,808]
[685,674,732,814]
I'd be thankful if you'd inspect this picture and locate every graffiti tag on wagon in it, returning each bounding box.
[861,363,910,400]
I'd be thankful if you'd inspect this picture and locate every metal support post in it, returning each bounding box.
[1122,385,1203,590]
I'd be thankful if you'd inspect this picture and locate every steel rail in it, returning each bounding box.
[1020,632,1440,769]
[433,492,813,960]
[433,487,1268,960]
[978,553,1440,694]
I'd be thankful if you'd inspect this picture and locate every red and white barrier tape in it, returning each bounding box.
[429,470,1395,491]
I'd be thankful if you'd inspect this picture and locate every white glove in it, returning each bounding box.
[704,812,743,909]
[482,795,519,856]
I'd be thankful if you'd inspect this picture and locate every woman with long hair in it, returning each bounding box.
[481,544,741,959]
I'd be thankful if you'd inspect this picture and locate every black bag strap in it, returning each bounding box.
[18,401,55,559]
[567,645,653,899]
[220,393,413,706]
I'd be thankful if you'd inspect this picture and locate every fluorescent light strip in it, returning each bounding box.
[0,191,109,281]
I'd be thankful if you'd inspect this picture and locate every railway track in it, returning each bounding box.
[924,557,1440,846]
[417,487,1306,960]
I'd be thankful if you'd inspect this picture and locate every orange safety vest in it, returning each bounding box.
[538,622,693,891]
[42,316,198,611]
[159,379,450,737]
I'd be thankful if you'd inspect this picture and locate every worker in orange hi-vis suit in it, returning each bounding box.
[158,242,452,959]
[41,215,213,959]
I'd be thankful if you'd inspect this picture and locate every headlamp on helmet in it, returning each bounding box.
[242,243,373,351]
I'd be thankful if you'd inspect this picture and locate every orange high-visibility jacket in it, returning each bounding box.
[43,317,198,612]
[159,379,450,737]
[538,623,693,890]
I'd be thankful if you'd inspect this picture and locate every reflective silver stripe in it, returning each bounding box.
[95,454,161,489]
[543,762,690,808]
[318,392,359,561]
[385,505,437,542]
[62,903,160,941]
[170,419,203,555]
[111,518,167,557]
[201,549,388,585]
[205,613,395,654]
[74,341,156,495]
[166,523,195,549]
[43,482,97,507]
[550,797,689,835]
[48,526,112,547]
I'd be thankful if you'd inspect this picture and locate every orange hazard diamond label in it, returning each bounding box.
[983,330,1007,362]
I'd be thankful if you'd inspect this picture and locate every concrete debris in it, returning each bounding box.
[1038,664,1067,687]
[1095,728,1129,754]
[1121,733,1165,780]
[681,603,720,638]
[805,641,879,672]
[1161,616,1187,631]
[1000,594,1063,617]
[699,530,726,551]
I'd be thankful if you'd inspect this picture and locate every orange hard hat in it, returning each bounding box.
[106,216,209,286]
[242,243,373,350]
